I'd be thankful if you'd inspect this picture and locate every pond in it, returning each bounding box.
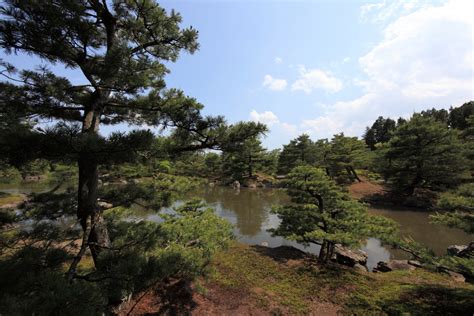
[187,186,472,270]
[2,181,471,270]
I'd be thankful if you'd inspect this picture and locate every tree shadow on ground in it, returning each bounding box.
[123,279,198,315]
[251,245,310,263]
[350,284,474,316]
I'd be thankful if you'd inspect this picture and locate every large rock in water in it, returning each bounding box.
[373,260,416,272]
[231,180,240,189]
[333,245,368,267]
[447,245,468,256]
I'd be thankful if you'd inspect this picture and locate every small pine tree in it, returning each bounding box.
[270,166,397,263]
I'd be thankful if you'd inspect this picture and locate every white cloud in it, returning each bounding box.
[249,110,280,126]
[279,122,298,135]
[274,57,283,64]
[342,57,351,63]
[291,67,343,94]
[295,0,473,140]
[360,0,438,24]
[262,74,287,91]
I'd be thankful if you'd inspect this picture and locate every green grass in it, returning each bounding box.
[0,193,24,207]
[206,243,474,315]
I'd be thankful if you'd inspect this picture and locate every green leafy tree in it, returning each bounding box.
[204,152,222,178]
[277,134,318,174]
[326,133,370,183]
[381,114,467,195]
[270,166,397,263]
[259,148,280,176]
[363,116,397,150]
[0,1,264,312]
[420,108,449,124]
[449,101,474,130]
[0,0,264,264]
[222,136,266,180]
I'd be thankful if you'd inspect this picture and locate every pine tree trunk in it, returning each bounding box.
[77,107,111,267]
[350,166,361,182]
[318,240,327,263]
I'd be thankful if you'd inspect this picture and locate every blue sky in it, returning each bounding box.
[2,0,473,149]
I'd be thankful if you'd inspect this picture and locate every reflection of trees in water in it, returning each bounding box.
[202,187,289,236]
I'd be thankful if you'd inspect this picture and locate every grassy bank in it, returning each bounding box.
[125,243,474,315]
[206,243,474,315]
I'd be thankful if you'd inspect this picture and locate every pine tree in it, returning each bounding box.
[0,1,265,311]
[222,135,266,180]
[381,114,467,195]
[326,133,370,183]
[270,166,397,263]
[363,116,397,150]
[0,0,264,264]
[277,134,318,174]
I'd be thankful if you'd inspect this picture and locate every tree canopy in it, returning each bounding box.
[380,114,467,195]
[270,166,397,263]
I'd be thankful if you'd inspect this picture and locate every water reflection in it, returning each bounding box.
[3,181,471,270]
[194,187,472,270]
[201,187,289,236]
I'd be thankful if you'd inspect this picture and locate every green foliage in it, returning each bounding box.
[381,114,467,195]
[270,166,397,262]
[222,136,266,180]
[0,176,232,313]
[277,134,319,174]
[277,133,371,183]
[436,184,474,211]
[363,116,397,150]
[18,158,49,179]
[449,101,474,130]
[326,133,371,183]
[431,183,474,233]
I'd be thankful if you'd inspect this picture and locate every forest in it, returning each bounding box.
[0,1,473,315]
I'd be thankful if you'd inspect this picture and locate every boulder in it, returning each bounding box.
[23,175,43,182]
[373,260,416,272]
[231,180,240,189]
[447,245,468,256]
[248,183,257,189]
[353,263,369,272]
[408,260,423,268]
[443,270,466,283]
[333,245,368,267]
[98,201,113,209]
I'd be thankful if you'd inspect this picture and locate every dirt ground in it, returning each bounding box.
[347,176,385,200]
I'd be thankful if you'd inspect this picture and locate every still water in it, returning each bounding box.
[2,182,471,270]
[191,186,472,270]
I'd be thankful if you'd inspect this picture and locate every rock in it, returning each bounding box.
[23,175,43,182]
[447,245,468,256]
[443,270,466,283]
[353,263,369,272]
[248,183,257,189]
[98,201,113,209]
[333,245,368,267]
[374,260,416,272]
[208,182,215,187]
[232,180,240,189]
[408,260,423,268]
